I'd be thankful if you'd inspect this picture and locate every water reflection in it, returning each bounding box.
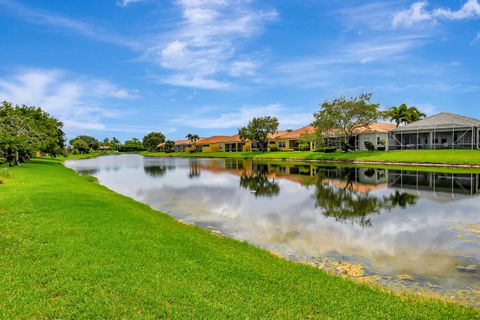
[239,164,280,198]
[65,155,480,306]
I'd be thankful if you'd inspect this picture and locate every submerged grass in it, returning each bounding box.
[0,158,479,319]
[142,149,480,167]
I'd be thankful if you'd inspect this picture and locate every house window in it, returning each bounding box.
[269,141,276,144]
[279,141,286,148]
[218,144,224,150]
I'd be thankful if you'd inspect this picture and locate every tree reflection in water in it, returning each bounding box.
[312,168,417,227]
[189,159,201,179]
[144,165,168,178]
[239,164,280,198]
[313,170,385,227]
[387,191,418,209]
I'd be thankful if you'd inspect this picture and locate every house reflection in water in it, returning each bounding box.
[388,170,480,201]
[186,158,480,203]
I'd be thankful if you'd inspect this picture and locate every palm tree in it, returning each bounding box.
[185,133,200,149]
[386,104,408,127]
[387,104,426,127]
[404,106,426,124]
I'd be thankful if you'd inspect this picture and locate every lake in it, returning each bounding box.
[65,154,480,306]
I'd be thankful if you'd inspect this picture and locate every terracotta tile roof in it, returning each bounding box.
[354,122,396,134]
[323,122,396,136]
[197,135,243,144]
[276,126,315,140]
[267,130,288,139]
[174,139,193,145]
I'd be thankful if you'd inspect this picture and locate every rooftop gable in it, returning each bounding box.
[392,112,480,131]
[276,126,315,140]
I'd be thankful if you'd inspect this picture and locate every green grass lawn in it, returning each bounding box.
[142,149,480,166]
[1,159,479,319]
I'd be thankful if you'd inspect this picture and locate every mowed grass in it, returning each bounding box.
[0,159,479,319]
[143,149,480,166]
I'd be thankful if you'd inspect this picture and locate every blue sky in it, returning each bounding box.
[0,0,479,141]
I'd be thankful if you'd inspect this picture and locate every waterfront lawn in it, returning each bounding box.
[0,159,479,319]
[143,149,480,165]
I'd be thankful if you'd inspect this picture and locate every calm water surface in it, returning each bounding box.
[65,154,480,305]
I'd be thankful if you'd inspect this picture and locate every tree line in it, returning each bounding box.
[234,93,425,152]
[0,101,65,166]
[1,94,426,166]
[69,132,174,154]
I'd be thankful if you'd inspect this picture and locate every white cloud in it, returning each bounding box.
[473,32,480,44]
[0,0,275,90]
[0,68,137,131]
[117,0,147,7]
[170,104,313,129]
[392,1,432,28]
[433,0,480,20]
[158,74,231,90]
[229,59,258,77]
[273,34,426,87]
[393,0,480,28]
[0,0,139,49]
[143,0,277,89]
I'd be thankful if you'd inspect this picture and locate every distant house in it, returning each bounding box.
[196,135,252,152]
[388,113,480,150]
[268,126,315,151]
[322,123,396,151]
[173,139,194,152]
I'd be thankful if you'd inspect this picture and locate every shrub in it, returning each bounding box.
[189,149,196,153]
[315,147,337,153]
[269,146,279,152]
[298,143,310,151]
[72,149,79,155]
[364,141,375,152]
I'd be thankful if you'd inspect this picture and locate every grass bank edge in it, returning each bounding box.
[0,158,479,318]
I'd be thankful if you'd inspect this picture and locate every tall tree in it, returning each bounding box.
[110,137,120,151]
[0,101,65,165]
[164,140,175,151]
[70,138,90,154]
[186,133,200,149]
[143,132,166,152]
[70,135,99,151]
[313,93,381,151]
[238,116,279,151]
[386,104,426,127]
[118,138,145,152]
[404,106,426,124]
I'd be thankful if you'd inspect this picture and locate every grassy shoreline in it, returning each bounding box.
[0,158,479,318]
[142,149,480,168]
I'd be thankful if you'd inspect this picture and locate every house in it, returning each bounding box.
[196,135,252,152]
[322,122,396,151]
[173,139,194,152]
[267,123,394,152]
[388,112,480,150]
[268,126,315,151]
